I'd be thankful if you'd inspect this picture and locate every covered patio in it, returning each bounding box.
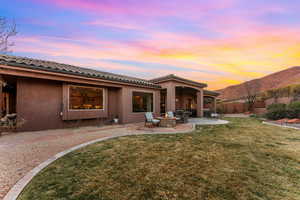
[203,90,219,116]
[151,74,219,118]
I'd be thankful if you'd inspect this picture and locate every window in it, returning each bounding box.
[132,92,153,112]
[69,86,104,110]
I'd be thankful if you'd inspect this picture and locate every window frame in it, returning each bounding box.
[131,90,154,113]
[67,85,105,111]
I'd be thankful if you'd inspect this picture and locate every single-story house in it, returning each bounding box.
[0,54,219,131]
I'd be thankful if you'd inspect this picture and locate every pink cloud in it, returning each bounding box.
[34,0,237,18]
[86,20,142,31]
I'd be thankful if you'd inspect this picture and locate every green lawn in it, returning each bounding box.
[18,118,300,200]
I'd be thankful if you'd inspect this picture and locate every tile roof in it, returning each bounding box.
[150,74,207,88]
[0,54,160,88]
[204,89,220,97]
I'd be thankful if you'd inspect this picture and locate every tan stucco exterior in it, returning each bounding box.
[0,63,218,131]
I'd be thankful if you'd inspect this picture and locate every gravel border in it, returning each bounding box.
[4,125,195,200]
[262,121,300,130]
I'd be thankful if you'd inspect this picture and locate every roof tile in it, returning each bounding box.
[0,54,160,89]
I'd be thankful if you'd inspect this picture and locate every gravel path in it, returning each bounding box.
[0,123,193,199]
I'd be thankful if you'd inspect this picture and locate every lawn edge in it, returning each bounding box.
[262,121,300,130]
[4,124,195,200]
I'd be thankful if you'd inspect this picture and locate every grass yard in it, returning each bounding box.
[18,118,300,200]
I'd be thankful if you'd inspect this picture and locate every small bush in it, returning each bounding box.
[267,103,286,111]
[266,103,288,120]
[287,101,300,118]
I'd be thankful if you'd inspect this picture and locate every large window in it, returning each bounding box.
[132,91,153,112]
[69,86,104,110]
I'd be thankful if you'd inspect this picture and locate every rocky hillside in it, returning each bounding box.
[217,66,300,100]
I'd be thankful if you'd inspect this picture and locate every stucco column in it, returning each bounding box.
[196,90,203,117]
[213,97,217,113]
[166,85,176,112]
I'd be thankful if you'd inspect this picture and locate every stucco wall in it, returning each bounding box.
[15,77,160,131]
[219,102,247,114]
[16,78,125,131]
[17,77,65,131]
[120,86,160,124]
[253,108,267,115]
[219,101,266,114]
[107,88,121,119]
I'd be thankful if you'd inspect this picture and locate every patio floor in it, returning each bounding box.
[0,122,195,199]
[188,118,229,125]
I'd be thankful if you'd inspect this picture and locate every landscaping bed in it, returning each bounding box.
[18,118,300,200]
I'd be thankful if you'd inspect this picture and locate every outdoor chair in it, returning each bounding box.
[174,110,189,123]
[144,112,160,127]
[166,111,180,121]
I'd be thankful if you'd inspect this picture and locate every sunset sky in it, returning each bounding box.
[2,0,300,89]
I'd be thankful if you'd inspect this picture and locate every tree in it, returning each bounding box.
[0,17,17,54]
[244,81,260,112]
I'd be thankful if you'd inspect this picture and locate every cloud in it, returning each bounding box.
[37,0,236,17]
[86,20,142,31]
[9,0,300,90]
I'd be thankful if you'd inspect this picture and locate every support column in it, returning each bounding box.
[166,85,176,112]
[196,90,203,117]
[213,98,217,113]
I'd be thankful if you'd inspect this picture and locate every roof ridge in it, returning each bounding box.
[150,73,207,88]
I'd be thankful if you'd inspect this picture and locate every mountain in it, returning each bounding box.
[217,66,300,100]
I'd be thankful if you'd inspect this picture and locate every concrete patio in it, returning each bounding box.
[188,118,229,125]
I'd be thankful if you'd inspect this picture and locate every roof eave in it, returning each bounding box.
[0,61,161,89]
[152,78,207,88]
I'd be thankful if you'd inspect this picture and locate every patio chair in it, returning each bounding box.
[167,111,180,120]
[144,112,160,127]
[169,110,189,123]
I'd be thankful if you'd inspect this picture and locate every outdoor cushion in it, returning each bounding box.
[167,111,180,120]
[167,111,174,118]
[145,112,160,124]
[145,112,154,121]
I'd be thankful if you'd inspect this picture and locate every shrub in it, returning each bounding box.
[216,107,224,114]
[287,101,300,118]
[267,103,286,111]
[266,103,288,120]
